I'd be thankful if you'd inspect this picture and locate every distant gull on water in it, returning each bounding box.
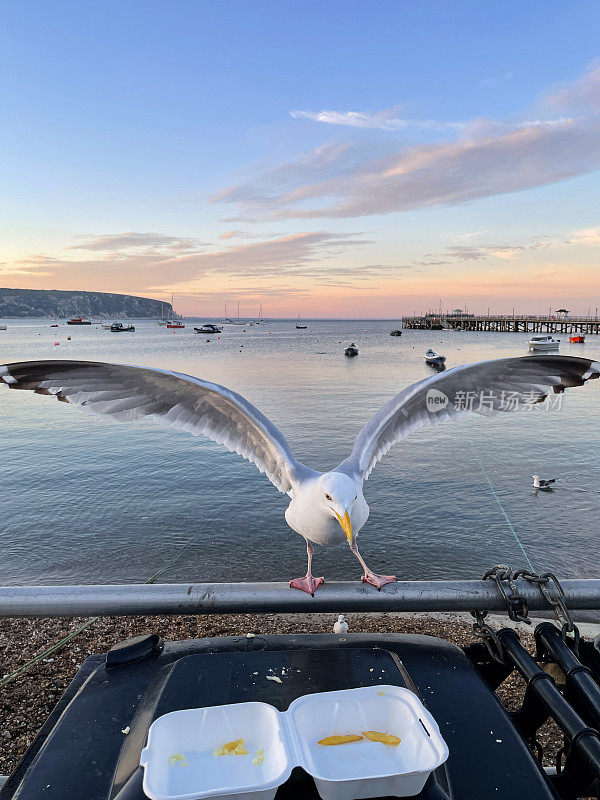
[1,356,598,594]
[533,475,557,490]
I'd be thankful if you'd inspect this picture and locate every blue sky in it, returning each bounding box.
[2,1,600,316]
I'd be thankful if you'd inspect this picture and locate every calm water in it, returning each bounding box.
[1,318,599,586]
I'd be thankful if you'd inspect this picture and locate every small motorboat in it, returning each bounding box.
[67,317,92,325]
[570,335,585,343]
[425,348,446,365]
[528,335,560,351]
[390,329,402,336]
[345,342,359,357]
[0,324,7,331]
[167,322,185,329]
[194,324,222,334]
[110,322,135,332]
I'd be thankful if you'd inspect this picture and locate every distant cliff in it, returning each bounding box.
[0,289,174,319]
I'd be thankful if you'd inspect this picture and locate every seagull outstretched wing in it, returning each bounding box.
[0,360,308,493]
[337,355,600,481]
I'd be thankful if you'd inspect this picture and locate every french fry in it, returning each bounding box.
[317,734,363,746]
[362,730,401,746]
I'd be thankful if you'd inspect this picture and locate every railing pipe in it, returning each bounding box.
[0,579,599,618]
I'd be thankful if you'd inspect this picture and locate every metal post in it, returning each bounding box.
[0,579,600,618]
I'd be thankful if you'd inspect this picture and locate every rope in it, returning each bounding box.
[0,542,193,690]
[473,448,536,572]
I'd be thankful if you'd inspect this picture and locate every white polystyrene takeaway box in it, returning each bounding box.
[140,702,292,800]
[140,685,449,800]
[287,686,449,800]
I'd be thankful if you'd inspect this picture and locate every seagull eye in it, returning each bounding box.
[325,493,332,501]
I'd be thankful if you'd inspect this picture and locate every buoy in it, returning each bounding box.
[67,336,71,340]
[206,339,210,342]
[54,342,59,345]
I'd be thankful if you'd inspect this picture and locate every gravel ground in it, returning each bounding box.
[0,612,563,776]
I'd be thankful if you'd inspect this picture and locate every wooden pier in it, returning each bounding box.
[402,314,600,334]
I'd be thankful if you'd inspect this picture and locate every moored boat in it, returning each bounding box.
[110,322,135,332]
[390,329,402,336]
[345,342,359,357]
[194,323,222,334]
[570,334,585,343]
[66,317,91,325]
[167,321,185,329]
[425,348,446,365]
[528,335,560,350]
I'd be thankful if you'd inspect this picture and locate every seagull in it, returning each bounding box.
[532,475,556,490]
[1,356,598,594]
[333,614,349,634]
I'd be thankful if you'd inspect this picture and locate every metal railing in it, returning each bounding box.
[1,579,600,617]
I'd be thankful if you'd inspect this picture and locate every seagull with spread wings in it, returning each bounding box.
[1,356,598,594]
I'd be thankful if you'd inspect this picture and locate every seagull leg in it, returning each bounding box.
[290,541,324,596]
[349,541,396,590]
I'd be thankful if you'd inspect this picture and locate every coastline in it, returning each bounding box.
[1,611,583,775]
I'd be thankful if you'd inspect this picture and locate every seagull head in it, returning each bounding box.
[316,471,360,546]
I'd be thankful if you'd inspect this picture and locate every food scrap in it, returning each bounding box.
[214,739,249,757]
[362,730,401,746]
[252,749,265,765]
[168,753,188,766]
[318,734,363,746]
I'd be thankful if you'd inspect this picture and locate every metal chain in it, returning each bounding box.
[514,569,580,652]
[482,564,531,624]
[470,609,506,664]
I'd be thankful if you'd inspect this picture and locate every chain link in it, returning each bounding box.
[514,569,580,652]
[482,564,531,624]
[470,609,506,664]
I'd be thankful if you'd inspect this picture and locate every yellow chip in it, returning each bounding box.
[318,734,363,746]
[362,730,401,746]
[222,739,245,754]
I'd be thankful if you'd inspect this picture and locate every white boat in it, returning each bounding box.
[0,324,7,331]
[194,323,222,334]
[528,335,560,351]
[230,301,247,325]
[425,349,446,365]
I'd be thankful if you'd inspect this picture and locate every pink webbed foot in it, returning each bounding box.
[361,571,397,590]
[290,574,325,596]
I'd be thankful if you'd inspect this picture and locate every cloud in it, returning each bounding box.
[10,231,376,296]
[68,231,204,252]
[546,62,600,112]
[213,63,600,221]
[216,118,600,220]
[219,229,285,240]
[416,238,555,266]
[570,227,600,245]
[290,107,463,132]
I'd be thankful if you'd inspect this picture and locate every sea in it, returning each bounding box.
[1,318,599,586]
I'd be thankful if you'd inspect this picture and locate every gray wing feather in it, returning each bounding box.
[337,355,600,481]
[0,360,308,493]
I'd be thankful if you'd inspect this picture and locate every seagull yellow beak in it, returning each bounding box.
[332,509,353,546]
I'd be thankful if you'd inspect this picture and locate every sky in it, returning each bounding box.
[2,0,600,318]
